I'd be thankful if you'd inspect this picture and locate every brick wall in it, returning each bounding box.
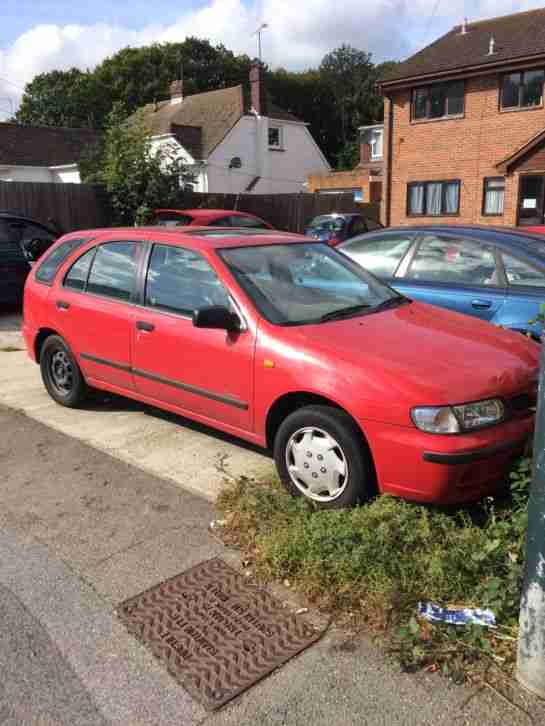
[384,73,545,226]
[307,168,377,202]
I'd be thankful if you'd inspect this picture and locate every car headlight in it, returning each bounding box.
[411,399,504,434]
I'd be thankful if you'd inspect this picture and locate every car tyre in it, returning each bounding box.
[274,405,373,509]
[40,335,88,408]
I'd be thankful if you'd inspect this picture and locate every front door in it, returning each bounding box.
[131,243,255,432]
[518,175,545,226]
[394,232,507,323]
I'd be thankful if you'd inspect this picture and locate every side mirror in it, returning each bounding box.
[192,306,240,332]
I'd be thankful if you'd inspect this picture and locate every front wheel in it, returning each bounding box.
[273,405,373,509]
[40,335,88,408]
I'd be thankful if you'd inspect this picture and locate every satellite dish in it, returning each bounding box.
[229,156,242,169]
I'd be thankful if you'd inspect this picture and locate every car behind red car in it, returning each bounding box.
[23,228,539,507]
[153,208,273,229]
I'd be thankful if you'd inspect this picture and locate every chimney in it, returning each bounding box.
[460,17,468,35]
[488,36,496,55]
[169,79,183,105]
[250,62,267,116]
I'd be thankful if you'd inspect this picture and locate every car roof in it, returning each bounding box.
[0,211,55,231]
[356,223,545,262]
[155,208,260,220]
[57,226,305,251]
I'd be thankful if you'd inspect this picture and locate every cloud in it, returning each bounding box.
[0,0,541,116]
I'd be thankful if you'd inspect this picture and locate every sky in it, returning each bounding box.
[0,0,541,118]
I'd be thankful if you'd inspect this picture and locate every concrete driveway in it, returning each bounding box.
[0,309,274,501]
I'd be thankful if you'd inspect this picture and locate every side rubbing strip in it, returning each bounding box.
[132,368,249,410]
[80,352,131,373]
[80,352,248,410]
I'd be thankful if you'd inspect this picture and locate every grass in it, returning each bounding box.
[216,459,531,683]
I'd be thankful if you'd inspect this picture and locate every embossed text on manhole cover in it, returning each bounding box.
[117,558,322,710]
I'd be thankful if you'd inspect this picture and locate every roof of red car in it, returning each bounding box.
[58,227,304,251]
[155,208,260,220]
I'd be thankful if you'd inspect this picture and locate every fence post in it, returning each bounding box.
[517,339,545,698]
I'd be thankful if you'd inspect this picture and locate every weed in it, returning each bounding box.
[217,460,531,681]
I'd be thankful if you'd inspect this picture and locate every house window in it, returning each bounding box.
[483,177,505,216]
[407,180,460,216]
[501,70,544,109]
[370,129,383,159]
[412,81,464,120]
[268,125,283,148]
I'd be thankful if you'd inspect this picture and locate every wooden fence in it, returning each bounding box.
[0,181,380,235]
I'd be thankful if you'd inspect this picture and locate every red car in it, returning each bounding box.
[23,228,538,507]
[153,208,273,230]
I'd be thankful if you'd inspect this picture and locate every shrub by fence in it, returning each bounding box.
[0,181,380,235]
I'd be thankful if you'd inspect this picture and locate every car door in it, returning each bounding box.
[0,218,30,303]
[395,232,507,322]
[130,242,255,432]
[499,251,545,336]
[340,231,417,284]
[54,240,141,390]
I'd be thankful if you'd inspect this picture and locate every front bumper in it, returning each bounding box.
[362,415,534,504]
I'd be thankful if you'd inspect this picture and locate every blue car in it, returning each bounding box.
[339,225,545,339]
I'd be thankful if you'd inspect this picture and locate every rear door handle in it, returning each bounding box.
[471,299,492,309]
[56,300,70,310]
[136,320,155,332]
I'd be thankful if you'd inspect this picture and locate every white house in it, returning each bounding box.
[135,65,330,194]
[0,123,100,183]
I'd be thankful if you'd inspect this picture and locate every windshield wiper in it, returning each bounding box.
[371,296,411,313]
[319,304,372,323]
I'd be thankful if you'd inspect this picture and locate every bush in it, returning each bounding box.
[217,460,531,679]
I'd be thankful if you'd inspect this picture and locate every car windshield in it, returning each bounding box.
[306,215,345,233]
[219,242,403,325]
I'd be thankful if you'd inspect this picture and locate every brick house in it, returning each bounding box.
[379,8,545,228]
[307,125,383,203]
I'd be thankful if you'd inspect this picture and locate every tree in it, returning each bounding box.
[14,68,108,128]
[94,104,192,225]
[319,45,378,148]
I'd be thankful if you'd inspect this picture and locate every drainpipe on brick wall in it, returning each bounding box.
[385,94,393,227]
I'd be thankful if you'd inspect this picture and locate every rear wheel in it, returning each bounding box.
[40,335,88,407]
[273,405,373,508]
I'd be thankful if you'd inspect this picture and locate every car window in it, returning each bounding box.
[152,212,193,226]
[145,244,230,315]
[86,242,137,301]
[306,215,345,233]
[18,221,55,244]
[220,242,399,326]
[349,217,367,237]
[406,235,498,285]
[341,234,413,277]
[63,248,96,291]
[0,219,28,264]
[229,215,268,229]
[35,238,88,284]
[365,218,383,231]
[208,216,232,227]
[502,253,545,287]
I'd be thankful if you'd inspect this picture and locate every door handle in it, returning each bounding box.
[136,320,155,332]
[471,299,492,309]
[56,300,70,310]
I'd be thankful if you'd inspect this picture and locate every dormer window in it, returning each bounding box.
[412,80,464,121]
[268,125,283,149]
[501,69,544,110]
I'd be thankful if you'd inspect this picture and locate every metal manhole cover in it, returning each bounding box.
[117,558,322,710]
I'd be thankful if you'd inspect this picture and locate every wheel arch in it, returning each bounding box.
[34,328,61,362]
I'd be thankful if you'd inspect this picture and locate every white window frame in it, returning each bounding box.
[268,124,283,149]
[370,129,383,159]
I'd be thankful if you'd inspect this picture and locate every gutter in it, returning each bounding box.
[379,51,545,92]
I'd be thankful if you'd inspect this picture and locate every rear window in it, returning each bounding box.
[152,212,193,227]
[35,238,88,284]
[306,215,345,233]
